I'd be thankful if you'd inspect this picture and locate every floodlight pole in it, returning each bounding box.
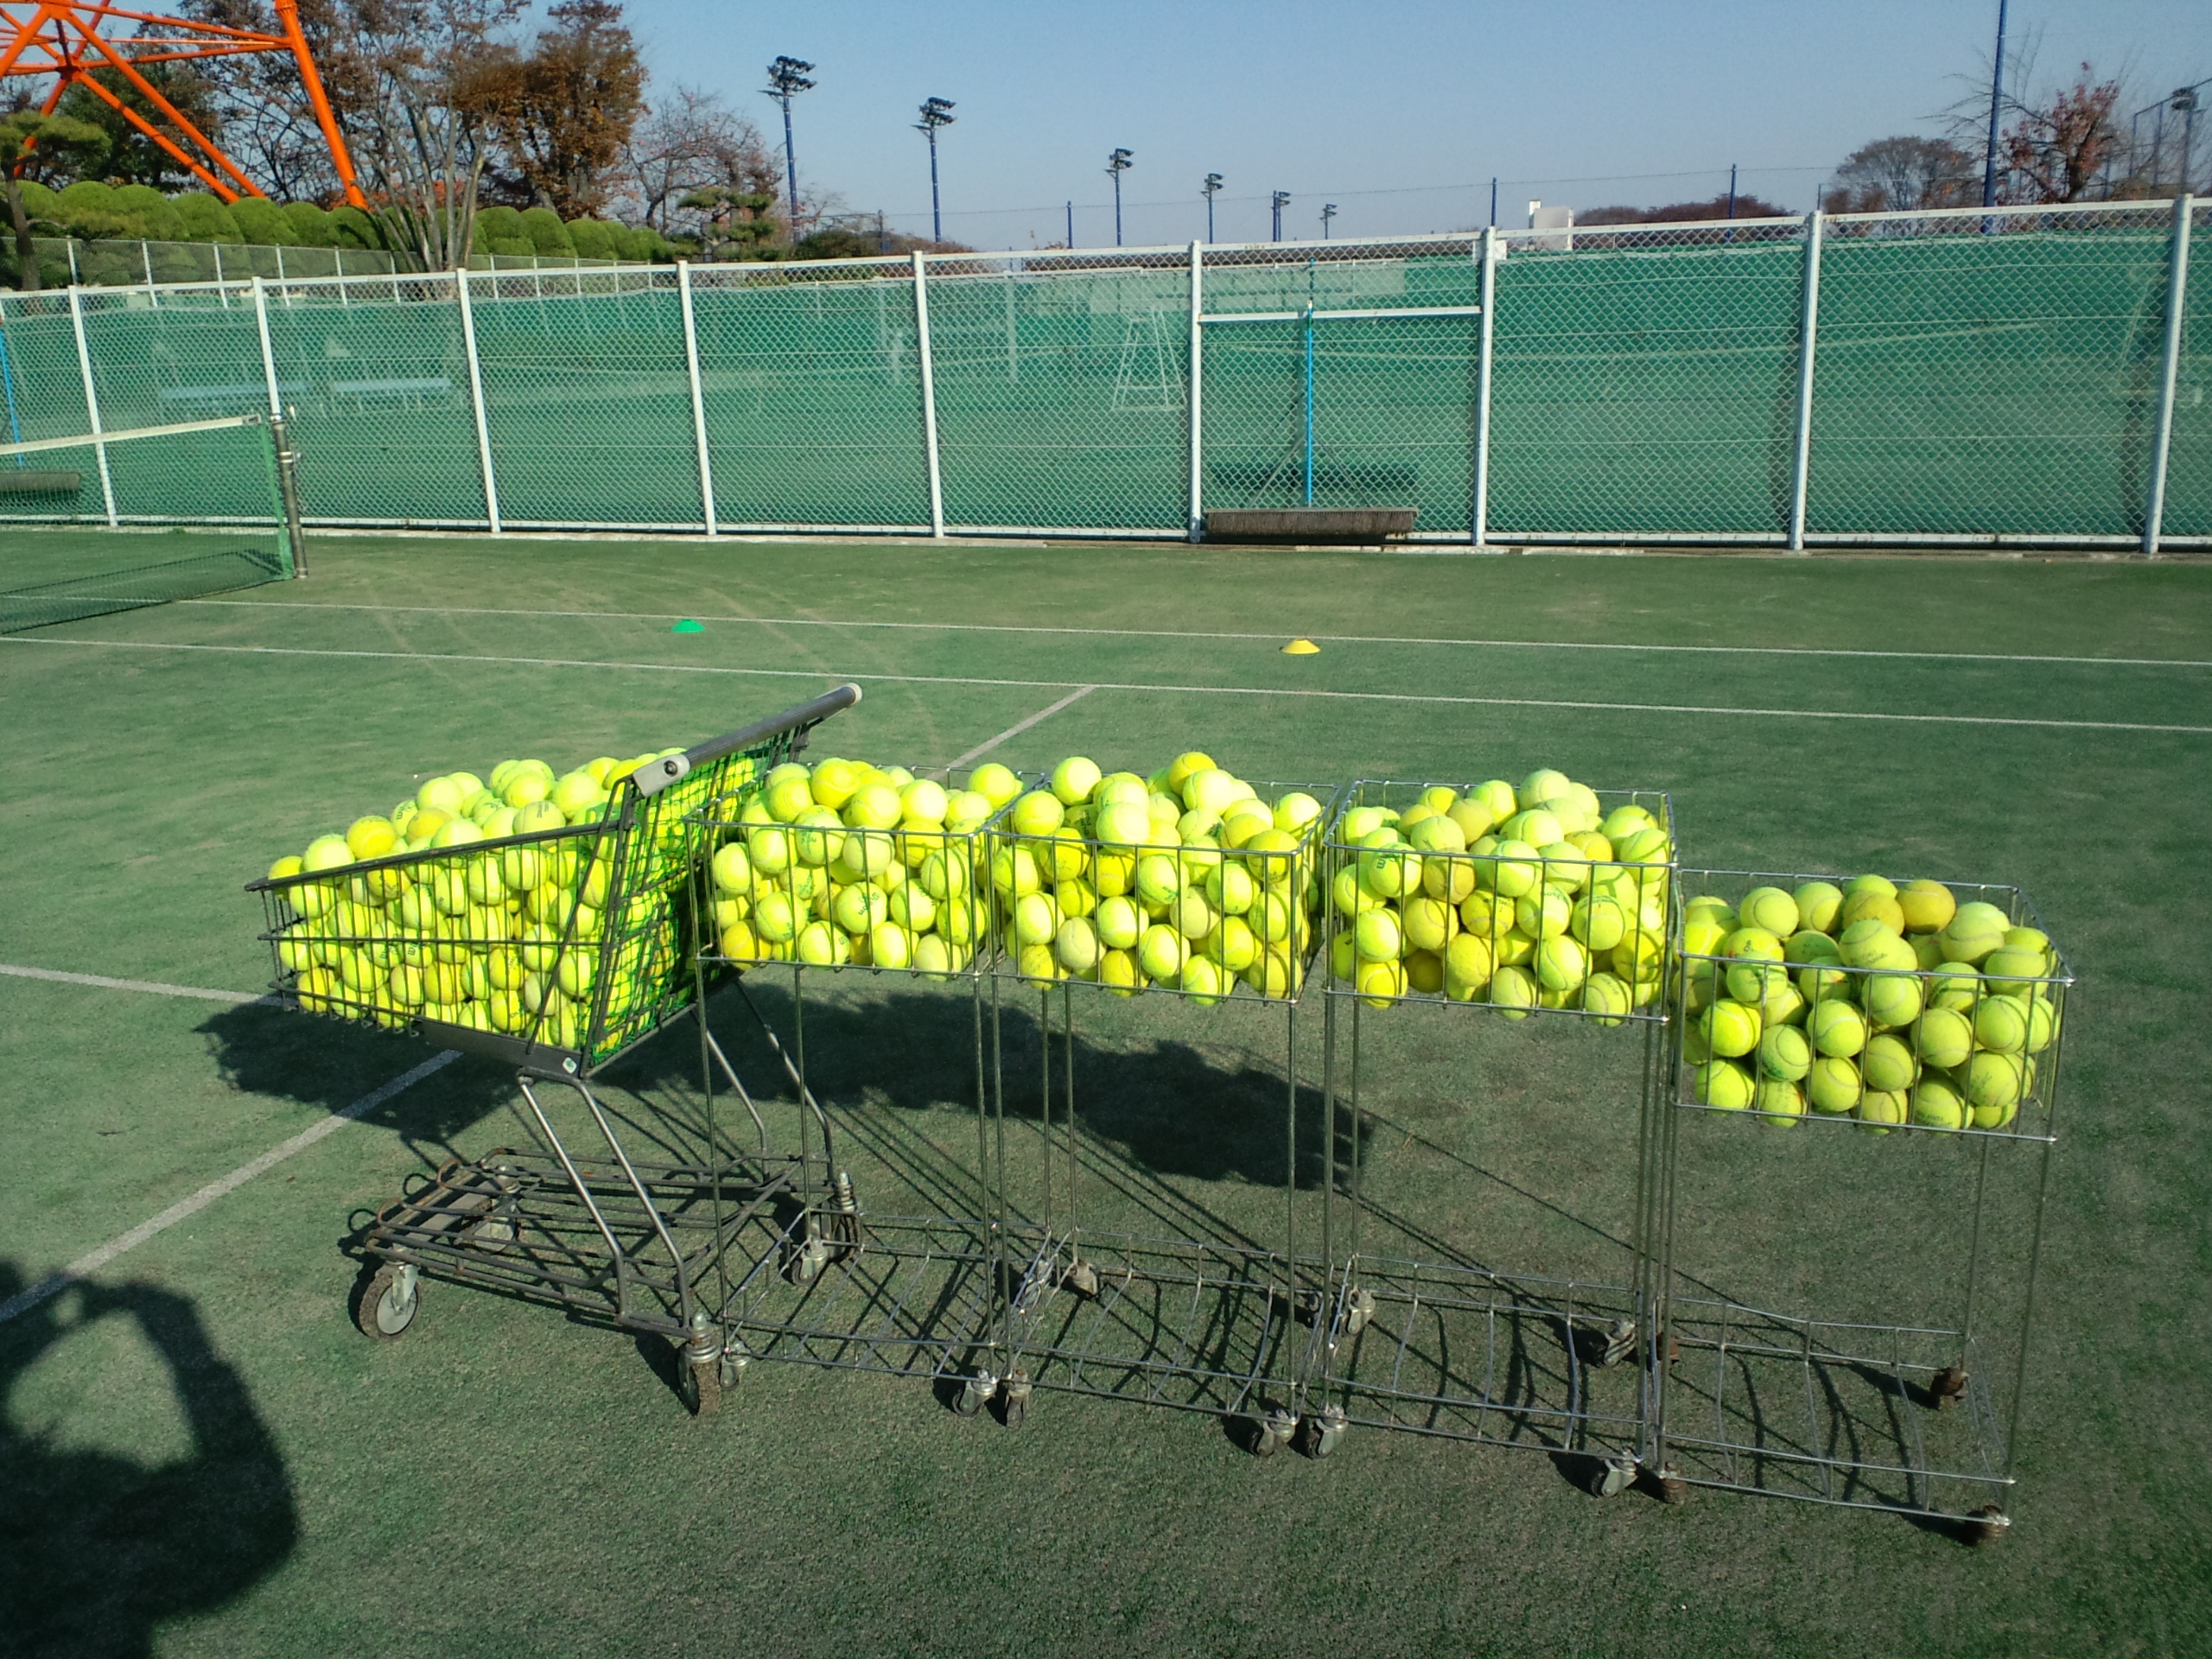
[1981,0,2008,207]
[917,98,956,245]
[1202,172,1223,243]
[765,56,816,238]
[1319,203,1337,238]
[1271,190,1290,241]
[1107,148,1133,245]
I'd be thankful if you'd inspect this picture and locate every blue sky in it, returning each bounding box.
[613,0,2208,246]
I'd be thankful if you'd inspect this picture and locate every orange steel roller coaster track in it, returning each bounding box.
[0,0,366,207]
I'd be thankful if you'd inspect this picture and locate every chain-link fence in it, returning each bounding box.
[1,199,2203,549]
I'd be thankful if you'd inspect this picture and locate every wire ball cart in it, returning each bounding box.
[1308,777,1678,1485]
[247,684,863,1414]
[1648,868,2071,1539]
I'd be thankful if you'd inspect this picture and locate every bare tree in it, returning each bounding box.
[607,85,779,238]
[2000,68,2123,202]
[1824,137,1978,213]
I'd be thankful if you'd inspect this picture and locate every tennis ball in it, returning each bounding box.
[1095,895,1142,951]
[1980,948,2048,996]
[1971,994,2031,1053]
[1861,972,1924,1031]
[1515,887,1571,941]
[2024,997,2058,1053]
[1862,1033,1919,1092]
[1580,972,1633,1027]
[1682,917,1729,959]
[1694,1059,1756,1110]
[1570,893,1629,953]
[805,759,860,810]
[1936,902,2011,964]
[1534,936,1587,994]
[1807,1056,1862,1114]
[1009,791,1065,836]
[1182,768,1243,817]
[1896,879,1956,934]
[944,791,995,834]
[1912,1007,1974,1071]
[1353,908,1404,963]
[1754,1078,1805,1127]
[1401,895,1455,954]
[1910,1077,1966,1130]
[1747,1018,1808,1080]
[1489,964,1538,1020]
[1806,998,1868,1057]
[1857,1090,1908,1134]
[1205,863,1256,916]
[963,763,1021,810]
[304,834,354,873]
[1135,855,1180,907]
[1055,917,1100,975]
[1016,943,1061,982]
[1095,800,1153,848]
[1839,888,1905,935]
[1172,889,1217,941]
[1405,816,1466,858]
[1701,999,1762,1058]
[1012,893,1058,947]
[1791,880,1844,934]
[1399,949,1441,995]
[1139,924,1187,982]
[843,784,903,831]
[1488,840,1542,899]
[1739,886,1800,938]
[1443,934,1493,998]
[1205,916,1259,973]
[1959,1049,2024,1117]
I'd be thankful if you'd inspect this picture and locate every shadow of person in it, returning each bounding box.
[0,1262,297,1658]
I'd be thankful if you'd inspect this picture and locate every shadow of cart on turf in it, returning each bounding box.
[0,1264,297,1658]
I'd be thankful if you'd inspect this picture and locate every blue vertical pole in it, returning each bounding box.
[0,320,21,458]
[1490,176,1497,226]
[1302,311,1315,505]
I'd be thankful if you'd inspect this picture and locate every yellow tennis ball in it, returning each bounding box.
[1695,1058,1756,1109]
[1754,1078,1806,1126]
[1912,1007,1974,1071]
[1738,886,1799,937]
[1910,1077,1966,1130]
[1792,880,1844,934]
[1897,880,1956,934]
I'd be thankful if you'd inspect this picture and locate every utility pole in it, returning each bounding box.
[916,97,955,245]
[1202,172,1223,243]
[1106,149,1133,245]
[1319,202,1337,238]
[1271,189,1290,241]
[1489,176,1497,226]
[1065,200,1073,249]
[764,56,815,237]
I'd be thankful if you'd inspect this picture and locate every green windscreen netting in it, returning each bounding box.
[1,204,2202,545]
[0,416,295,632]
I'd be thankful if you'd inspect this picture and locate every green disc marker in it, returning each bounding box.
[671,619,704,633]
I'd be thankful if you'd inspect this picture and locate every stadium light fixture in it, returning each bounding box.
[1201,172,1224,243]
[917,97,956,245]
[1107,148,1134,245]
[764,56,816,236]
[1270,189,1290,241]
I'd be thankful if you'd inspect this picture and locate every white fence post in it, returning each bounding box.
[677,262,718,537]
[143,240,156,304]
[67,288,117,527]
[251,277,283,417]
[1187,241,1205,542]
[454,268,503,533]
[1787,210,1825,553]
[912,251,946,538]
[1471,227,1497,547]
[2144,194,2194,556]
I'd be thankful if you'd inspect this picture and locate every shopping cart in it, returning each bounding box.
[247,684,862,1413]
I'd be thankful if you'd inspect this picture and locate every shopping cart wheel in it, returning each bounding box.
[354,1262,420,1341]
[683,1356,722,1419]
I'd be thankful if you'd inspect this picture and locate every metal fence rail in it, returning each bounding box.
[0,198,2202,549]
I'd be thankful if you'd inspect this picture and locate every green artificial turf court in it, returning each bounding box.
[3,532,2211,1657]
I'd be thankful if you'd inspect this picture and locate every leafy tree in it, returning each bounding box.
[2,110,108,289]
[679,183,779,260]
[465,0,643,216]
[1999,67,2120,203]
[54,63,225,191]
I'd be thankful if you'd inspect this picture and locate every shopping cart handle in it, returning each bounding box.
[629,683,864,798]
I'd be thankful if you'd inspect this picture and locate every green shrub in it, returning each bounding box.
[518,207,574,256]
[170,192,245,243]
[329,204,384,250]
[230,196,298,245]
[283,201,337,247]
[564,217,615,259]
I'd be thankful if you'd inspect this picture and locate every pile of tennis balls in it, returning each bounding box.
[264,748,692,1046]
[707,755,1013,977]
[1682,875,2063,1134]
[997,751,1326,1003]
[1330,769,1674,1020]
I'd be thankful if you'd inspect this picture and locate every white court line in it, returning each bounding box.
[0,1049,460,1327]
[940,685,1097,773]
[1,962,277,1005]
[179,596,2212,671]
[12,634,2212,735]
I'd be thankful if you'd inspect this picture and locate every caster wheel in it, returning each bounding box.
[1598,1319,1637,1369]
[956,1370,997,1417]
[683,1357,721,1419]
[1300,1406,1348,1459]
[1000,1369,1032,1427]
[1342,1287,1375,1339]
[1966,1504,2010,1546]
[355,1262,419,1341]
[1593,1451,1639,1498]
[1656,1464,1689,1505]
[1252,1407,1298,1459]
[1065,1261,1098,1299]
